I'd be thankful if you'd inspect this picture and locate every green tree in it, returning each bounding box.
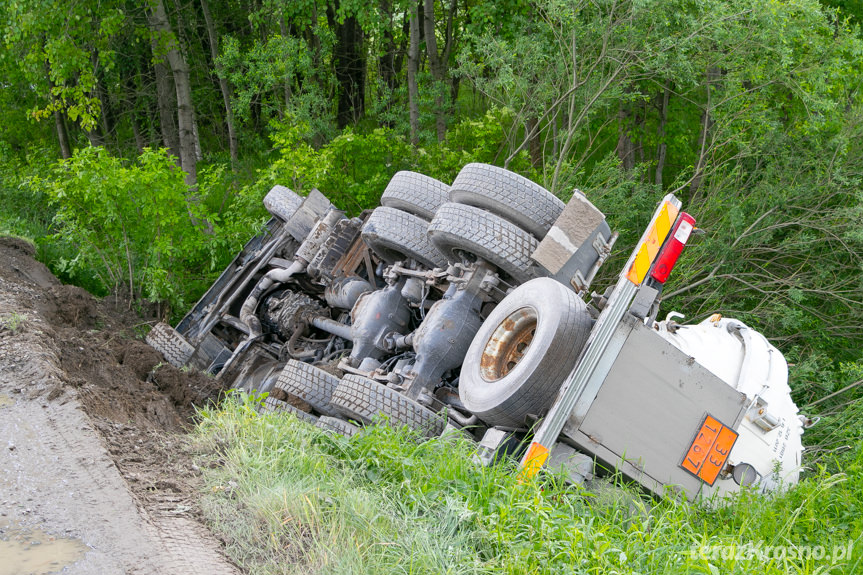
[1,0,125,154]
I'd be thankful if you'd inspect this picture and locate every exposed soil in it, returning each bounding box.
[0,236,238,575]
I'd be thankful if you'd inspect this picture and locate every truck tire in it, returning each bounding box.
[274,360,340,417]
[459,278,593,428]
[146,322,194,368]
[263,185,304,222]
[380,171,450,221]
[449,163,564,239]
[316,416,359,437]
[428,202,542,284]
[361,206,448,269]
[261,396,319,424]
[330,374,446,437]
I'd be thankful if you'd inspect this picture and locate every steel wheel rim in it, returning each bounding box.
[479,307,537,382]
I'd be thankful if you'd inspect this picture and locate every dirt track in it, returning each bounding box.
[0,237,239,575]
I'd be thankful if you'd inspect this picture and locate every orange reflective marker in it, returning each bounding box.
[681,415,738,486]
[518,442,550,482]
[626,200,679,285]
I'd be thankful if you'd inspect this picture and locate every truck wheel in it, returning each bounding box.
[274,360,340,417]
[263,185,304,222]
[428,202,542,284]
[449,163,564,239]
[380,171,450,221]
[330,374,446,437]
[361,206,448,269]
[261,396,319,424]
[146,322,194,368]
[316,416,359,437]
[459,278,593,428]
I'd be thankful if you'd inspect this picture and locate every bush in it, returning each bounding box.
[44,146,215,313]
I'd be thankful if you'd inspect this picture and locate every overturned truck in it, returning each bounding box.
[147,163,806,501]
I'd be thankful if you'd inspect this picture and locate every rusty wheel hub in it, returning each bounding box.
[479,307,537,382]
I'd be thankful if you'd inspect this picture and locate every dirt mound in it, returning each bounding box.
[0,235,238,573]
[0,236,57,290]
[0,237,220,431]
[45,284,103,329]
[149,364,222,411]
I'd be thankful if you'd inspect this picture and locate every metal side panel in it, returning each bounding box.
[566,316,748,500]
[175,218,284,341]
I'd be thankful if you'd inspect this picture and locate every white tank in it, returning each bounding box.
[654,314,805,497]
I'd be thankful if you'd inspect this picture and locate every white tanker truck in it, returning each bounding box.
[147,164,806,501]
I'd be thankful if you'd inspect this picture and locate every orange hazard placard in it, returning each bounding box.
[680,415,738,486]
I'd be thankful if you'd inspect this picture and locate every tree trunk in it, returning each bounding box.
[83,56,107,149]
[328,6,365,128]
[407,2,421,145]
[46,62,72,158]
[423,0,457,141]
[637,99,646,168]
[615,104,635,171]
[378,0,398,125]
[84,126,106,148]
[193,114,203,161]
[91,52,115,149]
[654,80,671,187]
[304,2,326,145]
[128,52,151,152]
[423,0,444,140]
[147,0,197,188]
[54,109,72,159]
[279,16,293,114]
[200,0,239,167]
[131,114,146,153]
[450,75,460,109]
[394,10,409,78]
[527,117,542,167]
[690,67,719,197]
[153,59,180,159]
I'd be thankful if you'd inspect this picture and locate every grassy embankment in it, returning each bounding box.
[192,394,863,575]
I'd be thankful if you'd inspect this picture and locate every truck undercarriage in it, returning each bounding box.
[147,163,806,502]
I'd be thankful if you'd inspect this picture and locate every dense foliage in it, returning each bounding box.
[1,0,863,569]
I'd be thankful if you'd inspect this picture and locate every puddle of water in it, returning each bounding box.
[0,519,88,575]
[0,394,12,408]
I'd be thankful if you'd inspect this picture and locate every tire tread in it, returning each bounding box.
[449,163,563,238]
[274,360,340,416]
[146,322,194,368]
[261,396,319,424]
[316,415,359,436]
[330,374,445,437]
[380,171,450,221]
[361,206,448,268]
[428,203,541,284]
[263,185,304,222]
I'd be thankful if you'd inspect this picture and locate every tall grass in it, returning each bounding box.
[194,395,862,575]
